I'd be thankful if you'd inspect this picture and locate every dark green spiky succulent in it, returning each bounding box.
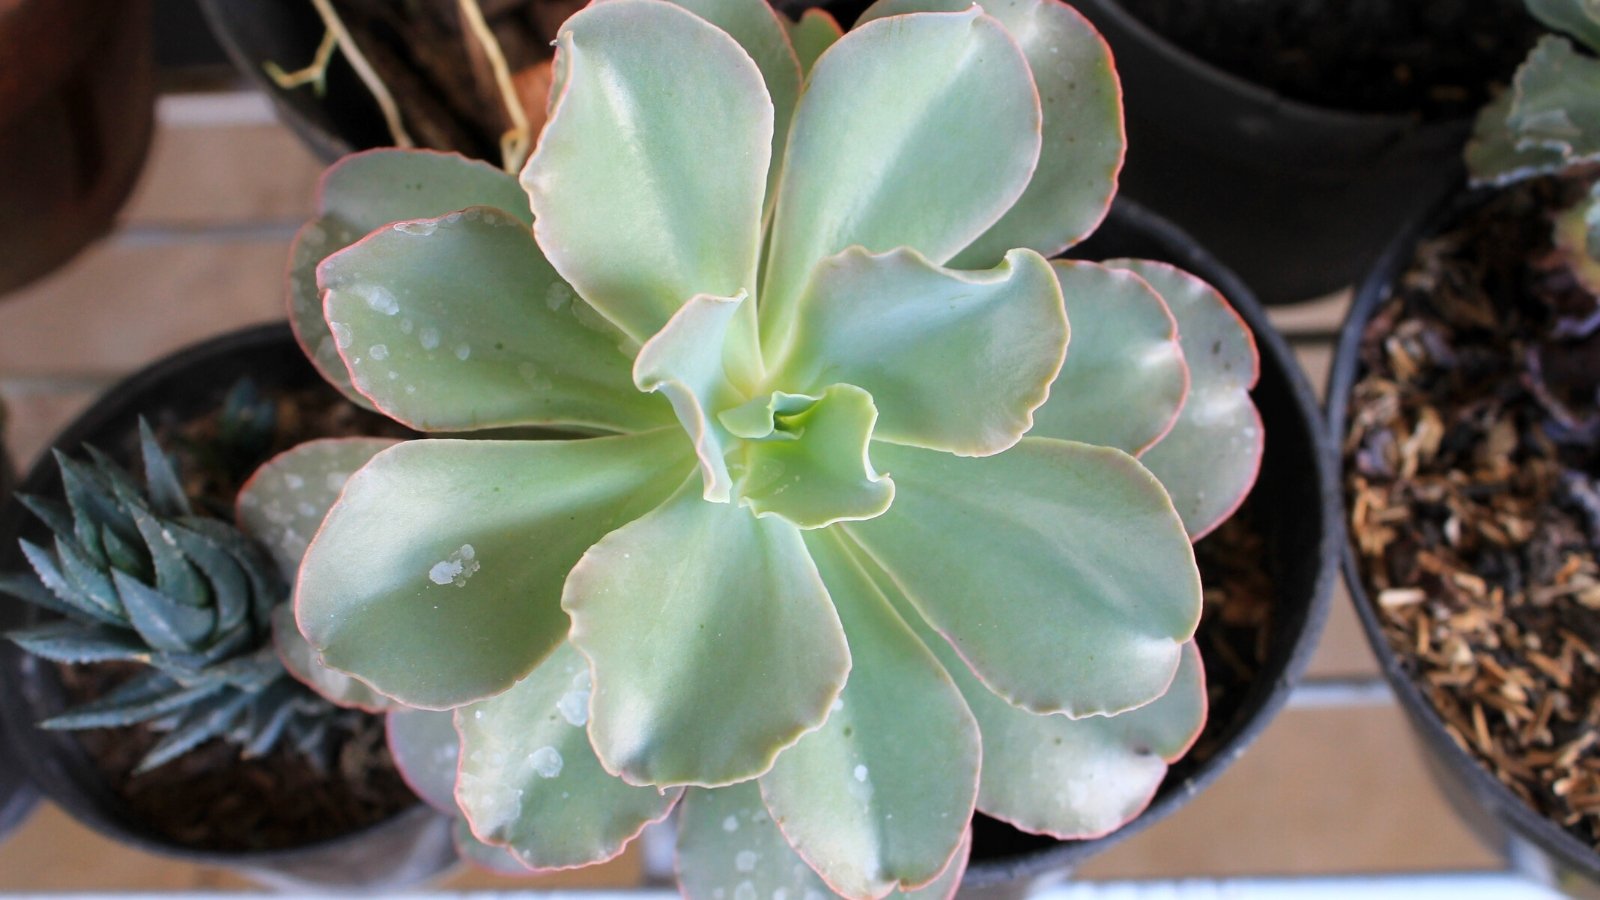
[1,421,350,773]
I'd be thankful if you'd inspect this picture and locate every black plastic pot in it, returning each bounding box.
[0,324,457,889]
[1069,0,1470,306]
[0,415,41,845]
[956,197,1339,891]
[1328,186,1600,894]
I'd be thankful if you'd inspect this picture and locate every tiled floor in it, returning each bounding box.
[0,98,1499,891]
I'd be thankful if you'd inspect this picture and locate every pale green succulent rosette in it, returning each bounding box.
[286,0,1263,894]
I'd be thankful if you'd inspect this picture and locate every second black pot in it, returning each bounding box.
[1328,185,1600,894]
[1071,0,1469,306]
[959,198,1340,889]
[0,324,456,889]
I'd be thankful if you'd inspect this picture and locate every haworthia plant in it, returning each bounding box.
[0,424,364,772]
[281,0,1262,894]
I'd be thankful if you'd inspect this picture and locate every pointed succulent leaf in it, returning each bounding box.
[967,640,1205,839]
[1119,259,1261,540]
[564,478,850,787]
[237,437,400,580]
[1528,0,1600,53]
[136,688,257,773]
[114,569,215,653]
[297,430,692,710]
[734,384,894,529]
[0,570,105,625]
[759,7,1041,346]
[130,507,209,608]
[774,246,1065,456]
[183,519,284,631]
[167,526,255,637]
[17,495,76,547]
[453,818,538,875]
[19,541,124,625]
[636,0,802,213]
[456,642,683,870]
[56,451,138,551]
[844,438,1199,718]
[632,293,750,503]
[137,420,191,518]
[289,149,532,405]
[240,680,302,758]
[273,603,397,711]
[43,671,225,729]
[320,207,668,434]
[386,707,463,815]
[678,783,971,900]
[1029,260,1187,455]
[861,0,1123,265]
[52,536,127,621]
[8,621,151,664]
[788,8,843,75]
[524,0,772,345]
[759,531,977,898]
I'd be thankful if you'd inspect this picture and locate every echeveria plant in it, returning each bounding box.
[281,0,1263,893]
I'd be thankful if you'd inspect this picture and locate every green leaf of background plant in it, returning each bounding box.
[1029,260,1186,455]
[289,150,531,406]
[677,783,971,900]
[774,246,1065,457]
[1118,259,1261,540]
[734,384,894,529]
[759,7,1042,348]
[758,530,976,898]
[860,0,1124,266]
[1528,0,1600,54]
[321,207,667,434]
[564,478,849,787]
[843,438,1198,718]
[788,8,843,75]
[297,430,692,710]
[524,0,772,347]
[456,641,682,870]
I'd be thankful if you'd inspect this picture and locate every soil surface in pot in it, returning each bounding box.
[971,494,1275,856]
[45,382,417,851]
[1345,175,1600,851]
[1114,0,1540,118]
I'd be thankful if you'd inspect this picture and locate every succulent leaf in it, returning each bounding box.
[677,782,971,900]
[734,384,894,529]
[1528,0,1600,53]
[773,246,1065,457]
[290,150,532,406]
[51,536,126,622]
[632,293,752,502]
[758,7,1042,347]
[1029,260,1187,455]
[1122,259,1262,540]
[1468,36,1600,184]
[137,688,258,774]
[386,707,463,815]
[7,621,151,665]
[297,430,693,710]
[112,569,215,653]
[138,420,191,519]
[563,477,850,787]
[453,818,537,875]
[41,671,226,730]
[456,642,683,870]
[320,207,667,434]
[273,603,397,711]
[861,0,1124,266]
[843,438,1199,718]
[237,437,401,580]
[759,530,977,899]
[788,8,843,75]
[524,0,772,347]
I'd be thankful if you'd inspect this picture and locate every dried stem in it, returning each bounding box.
[307,0,414,148]
[457,0,531,173]
[264,28,340,96]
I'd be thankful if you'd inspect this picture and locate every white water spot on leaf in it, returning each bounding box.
[419,327,441,351]
[832,698,844,713]
[735,881,757,900]
[455,343,471,361]
[359,284,401,315]
[394,220,438,237]
[427,544,480,586]
[405,384,417,394]
[369,344,389,361]
[284,474,305,491]
[853,765,867,782]
[804,891,825,900]
[329,321,353,349]
[773,889,787,900]
[545,281,573,311]
[722,815,739,833]
[735,851,758,873]
[529,746,563,778]
[297,501,318,518]
[557,687,589,726]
